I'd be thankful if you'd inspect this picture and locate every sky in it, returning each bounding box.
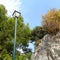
[21,0,60,29]
[0,0,21,16]
[0,0,60,29]
[0,0,60,52]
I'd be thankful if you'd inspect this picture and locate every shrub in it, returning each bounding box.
[42,9,60,34]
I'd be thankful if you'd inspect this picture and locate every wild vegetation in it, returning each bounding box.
[1,4,60,60]
[42,9,60,34]
[31,9,60,46]
[0,4,31,60]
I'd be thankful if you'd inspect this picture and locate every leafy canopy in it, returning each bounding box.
[31,26,47,41]
[0,4,31,60]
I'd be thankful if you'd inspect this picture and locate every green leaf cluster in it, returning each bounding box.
[31,26,47,41]
[0,4,31,60]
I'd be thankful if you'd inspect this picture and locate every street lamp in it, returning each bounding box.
[12,10,21,60]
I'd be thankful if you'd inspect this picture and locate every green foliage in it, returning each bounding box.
[35,40,41,47]
[0,49,12,60]
[16,51,32,60]
[0,4,7,22]
[26,52,32,60]
[30,26,47,46]
[16,54,26,60]
[31,26,47,41]
[0,4,31,60]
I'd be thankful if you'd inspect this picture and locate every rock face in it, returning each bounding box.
[31,32,60,60]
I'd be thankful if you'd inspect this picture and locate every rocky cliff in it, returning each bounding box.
[31,32,60,60]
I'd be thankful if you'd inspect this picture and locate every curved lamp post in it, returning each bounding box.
[12,10,21,60]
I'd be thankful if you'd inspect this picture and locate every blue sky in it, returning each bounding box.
[0,0,60,29]
[21,0,60,29]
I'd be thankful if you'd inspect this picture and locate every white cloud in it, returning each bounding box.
[0,0,22,16]
[17,48,24,53]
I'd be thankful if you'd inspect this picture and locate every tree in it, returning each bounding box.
[31,26,47,41]
[0,4,7,22]
[42,9,60,34]
[30,26,47,46]
[0,4,31,60]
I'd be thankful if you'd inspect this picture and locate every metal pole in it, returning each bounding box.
[13,17,17,60]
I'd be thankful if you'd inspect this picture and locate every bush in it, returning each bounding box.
[31,26,47,41]
[42,9,60,34]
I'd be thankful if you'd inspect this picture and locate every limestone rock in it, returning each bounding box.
[31,32,60,60]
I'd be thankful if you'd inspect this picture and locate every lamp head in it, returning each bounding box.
[12,10,21,18]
